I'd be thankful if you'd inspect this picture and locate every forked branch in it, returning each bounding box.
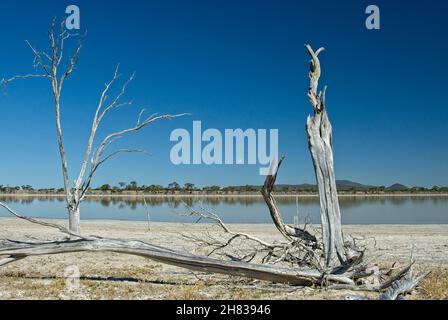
[261,157,317,244]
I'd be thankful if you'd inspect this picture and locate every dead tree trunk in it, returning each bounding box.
[68,203,81,235]
[305,45,347,268]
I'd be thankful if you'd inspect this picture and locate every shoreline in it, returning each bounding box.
[1,193,448,198]
[1,217,447,227]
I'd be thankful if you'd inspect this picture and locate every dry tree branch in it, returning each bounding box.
[182,202,277,249]
[379,271,430,300]
[74,64,126,191]
[73,67,188,200]
[180,197,322,269]
[1,74,50,86]
[1,20,84,209]
[78,111,189,201]
[261,157,317,244]
[305,44,325,112]
[25,40,51,75]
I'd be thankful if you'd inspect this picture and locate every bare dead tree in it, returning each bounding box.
[304,45,361,268]
[1,20,186,233]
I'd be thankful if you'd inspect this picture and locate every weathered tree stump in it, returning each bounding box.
[305,45,348,268]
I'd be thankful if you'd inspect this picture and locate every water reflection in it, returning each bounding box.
[0,195,447,224]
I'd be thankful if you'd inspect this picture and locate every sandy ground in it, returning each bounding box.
[0,218,447,300]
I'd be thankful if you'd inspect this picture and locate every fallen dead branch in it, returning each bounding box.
[0,226,349,286]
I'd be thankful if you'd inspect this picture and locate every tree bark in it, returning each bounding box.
[305,45,347,268]
[307,110,346,267]
[68,204,81,235]
[261,157,317,244]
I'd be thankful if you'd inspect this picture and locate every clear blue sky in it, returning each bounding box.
[0,0,447,188]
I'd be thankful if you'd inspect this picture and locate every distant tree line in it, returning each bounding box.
[1,183,448,195]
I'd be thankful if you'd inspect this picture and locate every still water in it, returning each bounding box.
[0,195,447,224]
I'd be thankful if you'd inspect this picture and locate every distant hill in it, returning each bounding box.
[225,180,378,191]
[335,180,376,190]
[387,183,409,191]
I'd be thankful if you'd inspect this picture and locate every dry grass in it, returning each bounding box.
[1,267,447,300]
[165,282,209,300]
[0,255,446,300]
[419,269,448,300]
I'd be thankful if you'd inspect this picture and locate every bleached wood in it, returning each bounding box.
[305,44,347,268]
[380,272,429,300]
[0,237,354,286]
[261,157,317,243]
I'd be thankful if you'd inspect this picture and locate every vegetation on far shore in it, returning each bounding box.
[2,181,448,196]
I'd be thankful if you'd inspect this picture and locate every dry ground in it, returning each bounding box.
[0,219,447,300]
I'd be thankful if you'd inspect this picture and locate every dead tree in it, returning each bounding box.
[1,20,185,233]
[0,43,428,299]
[304,45,354,268]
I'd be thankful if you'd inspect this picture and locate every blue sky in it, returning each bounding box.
[0,0,447,188]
